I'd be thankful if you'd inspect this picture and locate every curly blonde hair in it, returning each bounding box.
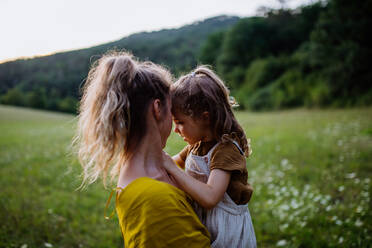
[75,51,172,187]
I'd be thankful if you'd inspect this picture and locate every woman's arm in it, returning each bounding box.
[163,152,230,209]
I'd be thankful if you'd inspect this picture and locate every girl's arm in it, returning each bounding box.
[172,154,185,169]
[163,152,231,209]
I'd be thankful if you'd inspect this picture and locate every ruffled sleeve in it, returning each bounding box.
[209,137,254,205]
[209,141,246,173]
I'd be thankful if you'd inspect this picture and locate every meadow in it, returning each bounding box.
[0,104,371,248]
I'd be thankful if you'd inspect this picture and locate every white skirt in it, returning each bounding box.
[194,193,257,248]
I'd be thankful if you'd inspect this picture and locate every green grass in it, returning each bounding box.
[1,105,371,247]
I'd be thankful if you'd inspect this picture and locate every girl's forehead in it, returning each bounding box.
[172,111,189,121]
[172,111,184,120]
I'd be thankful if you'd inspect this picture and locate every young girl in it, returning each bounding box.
[162,66,257,248]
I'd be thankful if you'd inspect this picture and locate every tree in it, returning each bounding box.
[1,88,26,106]
[310,0,372,105]
[27,88,47,109]
[199,31,225,67]
[58,97,78,113]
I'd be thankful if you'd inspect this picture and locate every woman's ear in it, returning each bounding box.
[152,99,162,121]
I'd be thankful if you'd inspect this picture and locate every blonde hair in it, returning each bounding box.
[171,65,252,157]
[75,51,172,187]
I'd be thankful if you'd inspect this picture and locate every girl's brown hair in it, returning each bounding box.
[171,65,251,157]
[75,51,172,187]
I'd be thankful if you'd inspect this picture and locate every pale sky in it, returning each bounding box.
[0,0,312,63]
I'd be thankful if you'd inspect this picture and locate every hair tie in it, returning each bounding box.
[190,71,196,77]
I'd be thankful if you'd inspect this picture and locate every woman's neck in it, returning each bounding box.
[117,130,174,188]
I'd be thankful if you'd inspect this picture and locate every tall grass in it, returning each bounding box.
[0,105,371,247]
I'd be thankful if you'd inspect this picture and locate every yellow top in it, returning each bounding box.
[115,177,211,248]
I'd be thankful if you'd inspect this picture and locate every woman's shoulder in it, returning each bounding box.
[118,177,185,201]
[116,177,211,247]
[116,177,194,213]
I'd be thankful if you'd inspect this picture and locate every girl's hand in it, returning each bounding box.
[162,151,178,172]
[162,151,231,209]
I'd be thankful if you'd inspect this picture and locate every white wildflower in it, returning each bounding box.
[362,191,369,198]
[44,243,53,248]
[290,200,299,209]
[331,216,338,221]
[281,187,287,193]
[336,220,342,226]
[356,206,363,213]
[288,215,294,222]
[21,245,28,248]
[276,171,285,178]
[355,219,363,227]
[277,240,287,247]
[280,223,289,230]
[346,172,356,179]
[326,205,332,212]
[281,204,290,211]
[281,159,289,166]
[292,188,299,197]
[339,237,344,244]
[338,186,345,192]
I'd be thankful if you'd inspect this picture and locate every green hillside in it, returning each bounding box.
[0,15,238,112]
[1,105,371,247]
[0,0,371,114]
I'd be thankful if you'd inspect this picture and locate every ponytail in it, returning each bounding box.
[75,51,172,187]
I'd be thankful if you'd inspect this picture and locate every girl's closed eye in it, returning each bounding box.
[173,119,183,125]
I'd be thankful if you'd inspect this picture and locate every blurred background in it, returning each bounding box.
[0,0,371,247]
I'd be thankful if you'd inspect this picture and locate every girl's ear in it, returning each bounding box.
[152,99,162,121]
[201,111,210,124]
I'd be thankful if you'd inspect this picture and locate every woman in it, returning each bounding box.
[75,51,210,247]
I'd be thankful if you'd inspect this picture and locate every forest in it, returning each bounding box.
[0,0,371,113]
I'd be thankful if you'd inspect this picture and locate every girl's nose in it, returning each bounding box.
[174,125,180,134]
